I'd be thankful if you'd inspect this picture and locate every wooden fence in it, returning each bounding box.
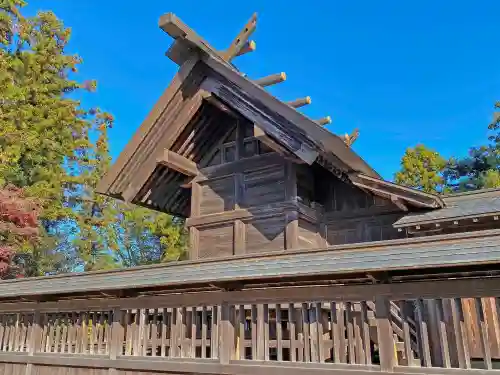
[0,277,499,375]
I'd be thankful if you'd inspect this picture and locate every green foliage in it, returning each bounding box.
[115,206,187,268]
[395,102,500,194]
[0,1,186,274]
[443,102,500,192]
[394,144,447,193]
[479,169,500,189]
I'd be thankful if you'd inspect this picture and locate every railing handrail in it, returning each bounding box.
[1,276,499,313]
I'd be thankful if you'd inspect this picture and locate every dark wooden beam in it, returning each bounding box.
[253,126,306,164]
[204,95,240,119]
[390,196,409,212]
[157,149,199,177]
[201,76,319,164]
[253,72,287,87]
[352,173,445,208]
[351,179,437,209]
[315,116,332,126]
[222,13,257,61]
[159,13,232,68]
[287,96,311,109]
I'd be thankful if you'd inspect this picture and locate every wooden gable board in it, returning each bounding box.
[96,58,206,201]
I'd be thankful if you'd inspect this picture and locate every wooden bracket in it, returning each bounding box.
[157,149,199,177]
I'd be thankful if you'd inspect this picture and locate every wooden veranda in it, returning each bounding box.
[1,230,500,374]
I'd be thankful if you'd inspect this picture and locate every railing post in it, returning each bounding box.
[25,309,41,375]
[375,296,395,372]
[109,308,123,375]
[220,302,234,365]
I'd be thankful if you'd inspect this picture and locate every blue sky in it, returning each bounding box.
[26,1,500,180]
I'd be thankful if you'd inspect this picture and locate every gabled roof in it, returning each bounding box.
[394,188,500,228]
[96,12,447,214]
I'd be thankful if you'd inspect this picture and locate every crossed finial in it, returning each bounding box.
[221,13,358,144]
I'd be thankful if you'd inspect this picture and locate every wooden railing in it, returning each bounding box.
[0,277,500,375]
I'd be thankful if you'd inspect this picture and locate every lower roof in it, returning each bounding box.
[394,188,500,228]
[0,229,499,300]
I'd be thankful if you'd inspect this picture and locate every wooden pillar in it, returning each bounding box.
[317,222,328,247]
[285,161,298,249]
[375,297,395,372]
[25,310,41,375]
[189,182,202,260]
[233,173,246,255]
[232,119,246,256]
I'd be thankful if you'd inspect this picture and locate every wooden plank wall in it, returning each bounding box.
[187,110,301,259]
[292,163,407,248]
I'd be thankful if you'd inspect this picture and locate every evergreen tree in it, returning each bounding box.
[394,144,448,193]
[0,0,90,271]
[1,0,187,273]
[443,102,500,191]
[115,206,187,268]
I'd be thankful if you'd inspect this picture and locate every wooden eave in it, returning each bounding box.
[394,188,500,229]
[1,228,500,304]
[350,173,445,210]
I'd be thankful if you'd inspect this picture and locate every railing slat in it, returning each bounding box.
[289,303,297,362]
[346,302,355,364]
[416,298,432,367]
[474,297,493,370]
[211,305,219,359]
[315,302,325,363]
[201,306,208,358]
[360,301,372,365]
[276,304,283,361]
[435,299,451,368]
[264,304,270,361]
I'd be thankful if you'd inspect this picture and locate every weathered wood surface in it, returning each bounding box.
[1,276,500,374]
[0,229,500,301]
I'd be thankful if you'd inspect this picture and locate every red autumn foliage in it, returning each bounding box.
[0,185,40,279]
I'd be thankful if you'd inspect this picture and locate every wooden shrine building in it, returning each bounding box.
[1,11,500,375]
